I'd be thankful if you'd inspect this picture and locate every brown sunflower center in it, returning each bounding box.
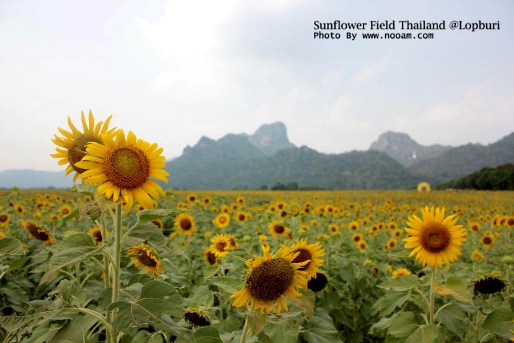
[0,214,8,223]
[180,218,192,230]
[215,241,227,252]
[292,248,312,270]
[420,222,451,253]
[92,230,103,243]
[138,251,158,267]
[246,258,295,302]
[273,225,285,234]
[104,146,150,189]
[482,236,492,245]
[68,135,101,173]
[206,251,217,265]
[184,311,211,327]
[219,216,227,224]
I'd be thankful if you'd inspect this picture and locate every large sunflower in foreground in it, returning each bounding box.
[76,129,169,211]
[403,207,466,268]
[230,245,309,314]
[51,110,114,182]
[283,238,325,280]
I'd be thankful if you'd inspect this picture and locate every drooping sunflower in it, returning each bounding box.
[183,308,211,328]
[127,243,161,277]
[212,213,230,229]
[283,238,325,280]
[51,110,115,182]
[473,275,507,296]
[76,129,169,211]
[307,272,328,292]
[404,207,467,268]
[174,213,196,235]
[21,220,55,244]
[230,245,309,314]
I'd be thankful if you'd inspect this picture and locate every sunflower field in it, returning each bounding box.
[0,113,513,343]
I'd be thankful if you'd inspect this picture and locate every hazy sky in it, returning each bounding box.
[1,0,513,171]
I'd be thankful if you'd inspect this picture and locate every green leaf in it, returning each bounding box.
[8,256,31,271]
[377,274,418,291]
[404,325,439,343]
[247,312,268,337]
[433,277,473,304]
[136,209,182,223]
[124,222,167,248]
[47,234,102,272]
[388,312,419,338]
[193,326,222,343]
[140,279,179,299]
[435,303,469,338]
[0,237,26,256]
[372,290,411,316]
[209,276,241,294]
[302,307,343,343]
[262,320,299,343]
[290,290,315,316]
[482,306,514,339]
[59,208,79,226]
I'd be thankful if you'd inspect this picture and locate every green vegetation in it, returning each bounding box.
[438,163,514,190]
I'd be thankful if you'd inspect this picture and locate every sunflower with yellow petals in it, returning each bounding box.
[51,110,115,182]
[230,245,309,314]
[282,238,325,280]
[212,212,230,229]
[210,233,231,258]
[404,206,466,268]
[21,220,55,244]
[174,213,196,236]
[76,129,169,211]
[127,243,162,277]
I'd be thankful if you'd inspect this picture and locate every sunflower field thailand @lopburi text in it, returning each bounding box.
[0,111,512,343]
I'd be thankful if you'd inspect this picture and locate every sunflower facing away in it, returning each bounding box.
[283,238,325,280]
[230,245,309,314]
[76,129,169,211]
[404,207,467,268]
[51,111,114,182]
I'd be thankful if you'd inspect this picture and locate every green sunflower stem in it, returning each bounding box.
[110,202,123,343]
[240,314,251,343]
[429,267,436,325]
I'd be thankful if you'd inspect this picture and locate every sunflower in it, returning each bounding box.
[210,234,231,258]
[14,204,25,215]
[88,226,104,245]
[76,129,169,211]
[283,238,325,280]
[51,110,115,182]
[59,205,72,216]
[230,245,309,314]
[471,249,484,263]
[21,220,55,244]
[349,221,359,232]
[235,212,249,223]
[480,232,495,248]
[404,207,467,268]
[469,221,481,232]
[183,308,211,328]
[307,272,328,292]
[417,181,431,193]
[386,238,397,250]
[0,214,10,227]
[328,224,339,235]
[391,267,412,279]
[268,220,290,238]
[204,247,218,267]
[210,212,229,229]
[127,243,161,277]
[174,213,196,235]
[224,233,239,251]
[357,240,367,250]
[351,233,363,243]
[473,275,507,296]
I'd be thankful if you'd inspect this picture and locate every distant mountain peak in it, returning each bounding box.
[248,122,296,155]
[369,131,451,166]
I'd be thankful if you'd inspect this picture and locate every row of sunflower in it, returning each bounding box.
[0,111,513,342]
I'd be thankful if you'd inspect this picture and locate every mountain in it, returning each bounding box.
[247,122,296,155]
[369,131,451,167]
[407,132,514,182]
[0,169,73,189]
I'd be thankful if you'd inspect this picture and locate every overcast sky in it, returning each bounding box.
[1,0,513,171]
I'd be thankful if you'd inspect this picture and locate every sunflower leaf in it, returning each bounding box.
[377,274,418,291]
[433,277,473,304]
[136,209,182,223]
[0,237,26,256]
[481,306,514,339]
[404,324,439,343]
[59,208,79,226]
